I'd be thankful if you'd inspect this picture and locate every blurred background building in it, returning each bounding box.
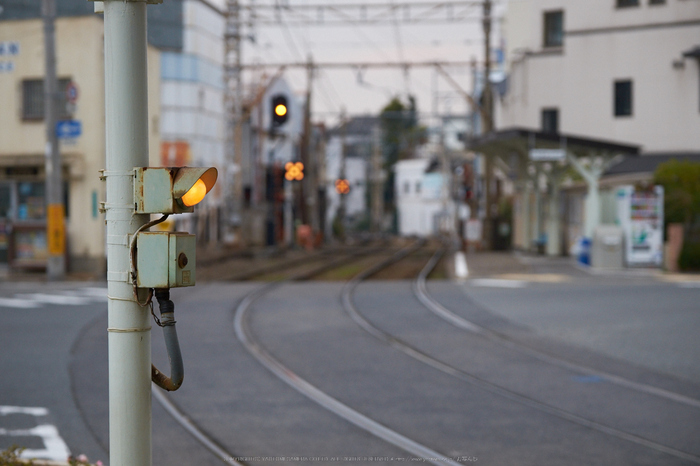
[0,8,160,275]
[489,0,700,260]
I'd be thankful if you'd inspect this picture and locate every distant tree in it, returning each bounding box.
[653,159,700,236]
[654,159,700,270]
[379,96,425,166]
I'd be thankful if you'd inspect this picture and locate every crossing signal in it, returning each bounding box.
[285,162,304,181]
[272,94,289,127]
[133,167,218,214]
[335,178,350,195]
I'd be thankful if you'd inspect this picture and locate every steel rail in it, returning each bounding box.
[342,247,700,464]
[414,249,700,409]
[234,241,464,466]
[152,388,246,466]
[151,244,409,463]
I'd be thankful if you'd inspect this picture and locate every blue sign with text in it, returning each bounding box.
[56,120,82,139]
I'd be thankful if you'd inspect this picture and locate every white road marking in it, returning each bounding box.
[73,287,109,299]
[468,278,527,288]
[16,293,93,306]
[0,406,48,416]
[0,287,107,309]
[0,298,40,308]
[454,251,468,279]
[0,406,71,462]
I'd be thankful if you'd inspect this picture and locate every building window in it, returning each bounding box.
[543,10,564,48]
[22,78,71,121]
[415,181,421,194]
[404,181,410,194]
[616,0,639,7]
[649,0,665,4]
[614,80,633,117]
[541,108,559,134]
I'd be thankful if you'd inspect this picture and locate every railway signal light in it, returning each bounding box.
[335,178,350,195]
[285,161,304,181]
[133,166,218,214]
[271,94,289,127]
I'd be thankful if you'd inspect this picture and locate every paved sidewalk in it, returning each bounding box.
[461,251,532,277]
[460,250,700,284]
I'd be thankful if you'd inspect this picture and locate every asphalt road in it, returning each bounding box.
[2,261,699,465]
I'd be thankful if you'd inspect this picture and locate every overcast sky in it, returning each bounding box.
[235,1,506,128]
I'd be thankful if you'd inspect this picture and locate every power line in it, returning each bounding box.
[240,1,491,26]
[234,59,476,70]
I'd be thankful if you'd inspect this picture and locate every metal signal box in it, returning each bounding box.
[136,231,196,288]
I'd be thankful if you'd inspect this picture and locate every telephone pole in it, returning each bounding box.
[42,0,65,279]
[225,0,244,244]
[301,56,320,234]
[481,0,494,249]
[370,125,384,233]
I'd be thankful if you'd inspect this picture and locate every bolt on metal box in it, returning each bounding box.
[136,231,196,288]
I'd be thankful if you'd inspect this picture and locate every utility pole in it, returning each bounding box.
[103,1,153,464]
[42,0,65,279]
[300,56,314,228]
[337,110,348,240]
[370,125,384,233]
[305,58,322,235]
[481,0,494,249]
[225,0,244,244]
[439,126,453,238]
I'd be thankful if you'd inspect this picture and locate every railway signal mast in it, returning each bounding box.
[224,0,244,244]
[225,0,496,243]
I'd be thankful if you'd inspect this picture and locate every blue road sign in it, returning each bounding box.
[56,120,81,139]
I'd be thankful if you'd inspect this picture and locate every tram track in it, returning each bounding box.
[414,249,700,408]
[154,240,700,464]
[342,246,700,464]
[231,240,467,466]
[151,241,425,465]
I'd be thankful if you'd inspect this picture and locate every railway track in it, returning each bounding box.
[153,240,700,465]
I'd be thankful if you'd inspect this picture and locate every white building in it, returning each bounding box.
[156,0,228,240]
[499,0,700,152]
[395,158,453,237]
[491,0,700,257]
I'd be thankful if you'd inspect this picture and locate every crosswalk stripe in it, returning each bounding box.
[0,297,40,308]
[0,406,71,462]
[0,287,107,309]
[15,293,93,306]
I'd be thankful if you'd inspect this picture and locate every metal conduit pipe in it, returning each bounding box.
[151,288,184,391]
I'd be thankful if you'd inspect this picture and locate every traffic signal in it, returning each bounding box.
[134,167,218,214]
[285,162,304,181]
[132,166,217,289]
[335,178,350,195]
[271,94,289,127]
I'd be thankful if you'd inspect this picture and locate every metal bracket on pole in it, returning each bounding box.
[90,0,162,14]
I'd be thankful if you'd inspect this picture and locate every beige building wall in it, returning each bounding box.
[0,15,160,274]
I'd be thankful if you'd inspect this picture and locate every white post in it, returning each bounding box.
[533,167,542,250]
[566,152,611,239]
[546,182,561,256]
[583,178,600,238]
[103,2,152,465]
